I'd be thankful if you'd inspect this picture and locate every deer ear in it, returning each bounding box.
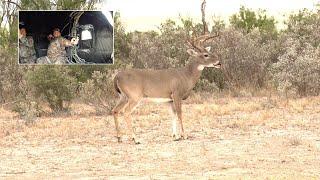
[187,49,198,56]
[205,46,211,52]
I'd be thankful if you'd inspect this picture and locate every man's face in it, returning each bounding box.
[20,28,27,37]
[53,30,61,38]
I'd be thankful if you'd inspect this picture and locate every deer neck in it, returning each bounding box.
[184,60,203,87]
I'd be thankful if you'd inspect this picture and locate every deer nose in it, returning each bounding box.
[215,61,221,66]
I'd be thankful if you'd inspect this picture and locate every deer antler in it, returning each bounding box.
[187,33,219,52]
[186,38,202,52]
[200,33,219,43]
[186,0,219,52]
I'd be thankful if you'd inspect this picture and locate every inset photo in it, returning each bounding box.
[18,10,114,65]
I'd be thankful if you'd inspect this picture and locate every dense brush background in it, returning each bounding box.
[0,0,319,119]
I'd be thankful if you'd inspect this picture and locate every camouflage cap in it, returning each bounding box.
[53,28,60,33]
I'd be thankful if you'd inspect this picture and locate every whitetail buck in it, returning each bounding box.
[112,34,221,144]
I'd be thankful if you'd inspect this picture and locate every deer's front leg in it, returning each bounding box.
[171,94,185,141]
[170,102,179,140]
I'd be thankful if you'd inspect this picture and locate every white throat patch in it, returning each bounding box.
[197,65,205,71]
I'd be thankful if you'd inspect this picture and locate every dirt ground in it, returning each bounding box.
[1,96,320,179]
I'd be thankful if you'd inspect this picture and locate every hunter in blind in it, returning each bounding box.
[37,28,79,64]
[19,27,36,64]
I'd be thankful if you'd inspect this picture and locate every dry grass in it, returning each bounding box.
[0,96,320,179]
[288,136,302,146]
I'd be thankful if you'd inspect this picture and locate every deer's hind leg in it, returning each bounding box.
[123,98,141,144]
[112,95,128,142]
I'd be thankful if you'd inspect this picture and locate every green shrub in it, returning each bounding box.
[210,28,276,90]
[26,66,77,112]
[194,78,219,92]
[271,40,320,96]
[79,70,118,114]
[13,97,41,125]
[0,49,26,103]
[271,9,320,96]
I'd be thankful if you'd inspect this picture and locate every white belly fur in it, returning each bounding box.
[143,98,172,103]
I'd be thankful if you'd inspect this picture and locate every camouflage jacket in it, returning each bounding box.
[19,36,36,58]
[47,37,70,63]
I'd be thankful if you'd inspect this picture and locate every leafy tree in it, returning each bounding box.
[19,0,101,10]
[211,17,226,33]
[285,8,320,47]
[114,12,132,61]
[230,6,277,37]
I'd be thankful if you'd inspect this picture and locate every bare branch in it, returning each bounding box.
[201,0,208,35]
[3,0,21,9]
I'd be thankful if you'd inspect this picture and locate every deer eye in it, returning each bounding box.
[204,54,209,57]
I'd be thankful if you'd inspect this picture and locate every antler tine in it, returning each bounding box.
[201,33,219,44]
[187,32,219,52]
[192,33,219,51]
[197,33,219,41]
[186,39,202,52]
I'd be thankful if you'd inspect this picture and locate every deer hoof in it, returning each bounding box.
[132,138,141,145]
[181,134,188,140]
[173,135,182,141]
[172,134,188,141]
[172,134,179,139]
[116,137,122,143]
[171,134,179,140]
